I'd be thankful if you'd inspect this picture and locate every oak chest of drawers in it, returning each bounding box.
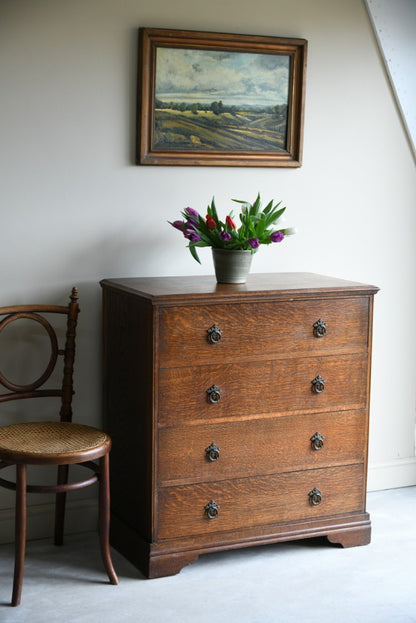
[100,273,378,578]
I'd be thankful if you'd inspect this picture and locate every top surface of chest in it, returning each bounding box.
[100,272,378,305]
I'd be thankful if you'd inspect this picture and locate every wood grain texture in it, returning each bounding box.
[100,273,377,578]
[109,510,371,578]
[102,289,155,540]
[158,353,368,424]
[158,297,369,367]
[100,273,378,305]
[157,464,365,540]
[158,409,367,484]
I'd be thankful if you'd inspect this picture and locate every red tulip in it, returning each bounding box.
[206,215,217,230]
[226,215,236,230]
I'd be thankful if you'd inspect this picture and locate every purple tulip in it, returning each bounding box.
[185,207,199,222]
[248,238,260,249]
[220,231,231,242]
[185,229,201,242]
[270,231,284,243]
[172,220,185,231]
[185,219,198,230]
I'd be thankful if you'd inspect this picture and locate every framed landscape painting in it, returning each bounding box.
[137,28,307,167]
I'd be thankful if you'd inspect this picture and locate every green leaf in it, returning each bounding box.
[266,206,286,227]
[251,193,261,215]
[256,213,266,237]
[263,200,274,215]
[189,244,201,264]
[210,197,219,224]
[198,232,214,245]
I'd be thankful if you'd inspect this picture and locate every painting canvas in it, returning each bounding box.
[154,47,290,152]
[137,29,307,167]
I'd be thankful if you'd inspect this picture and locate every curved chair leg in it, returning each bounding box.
[98,453,118,585]
[54,464,69,545]
[12,463,27,607]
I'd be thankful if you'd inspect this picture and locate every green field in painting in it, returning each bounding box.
[153,109,287,152]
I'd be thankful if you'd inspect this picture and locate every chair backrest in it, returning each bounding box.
[0,288,79,422]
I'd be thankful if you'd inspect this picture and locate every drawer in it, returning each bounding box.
[158,297,369,367]
[158,353,368,425]
[157,463,365,539]
[158,409,367,484]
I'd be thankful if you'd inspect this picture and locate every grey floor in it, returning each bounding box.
[0,487,415,623]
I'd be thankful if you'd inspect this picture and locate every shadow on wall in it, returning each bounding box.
[0,226,165,429]
[63,227,173,421]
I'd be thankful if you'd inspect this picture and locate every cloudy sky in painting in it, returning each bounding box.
[155,47,289,106]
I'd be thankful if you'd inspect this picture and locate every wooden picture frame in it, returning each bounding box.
[137,28,307,167]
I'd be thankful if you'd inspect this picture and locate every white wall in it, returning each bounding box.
[0,0,415,541]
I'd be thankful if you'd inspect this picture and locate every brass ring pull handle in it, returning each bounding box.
[205,442,220,462]
[206,384,222,404]
[308,487,322,506]
[205,500,220,519]
[313,319,327,338]
[311,375,325,394]
[310,432,324,451]
[207,324,222,344]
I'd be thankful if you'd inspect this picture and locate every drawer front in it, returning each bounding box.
[158,353,368,425]
[158,297,369,367]
[157,464,365,539]
[158,410,367,484]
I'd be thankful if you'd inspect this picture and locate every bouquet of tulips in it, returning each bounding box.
[170,193,296,263]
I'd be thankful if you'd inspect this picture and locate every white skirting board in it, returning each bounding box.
[367,457,416,491]
[0,498,98,545]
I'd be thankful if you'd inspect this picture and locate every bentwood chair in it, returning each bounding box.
[0,288,118,606]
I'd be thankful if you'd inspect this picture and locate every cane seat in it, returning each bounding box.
[0,422,110,463]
